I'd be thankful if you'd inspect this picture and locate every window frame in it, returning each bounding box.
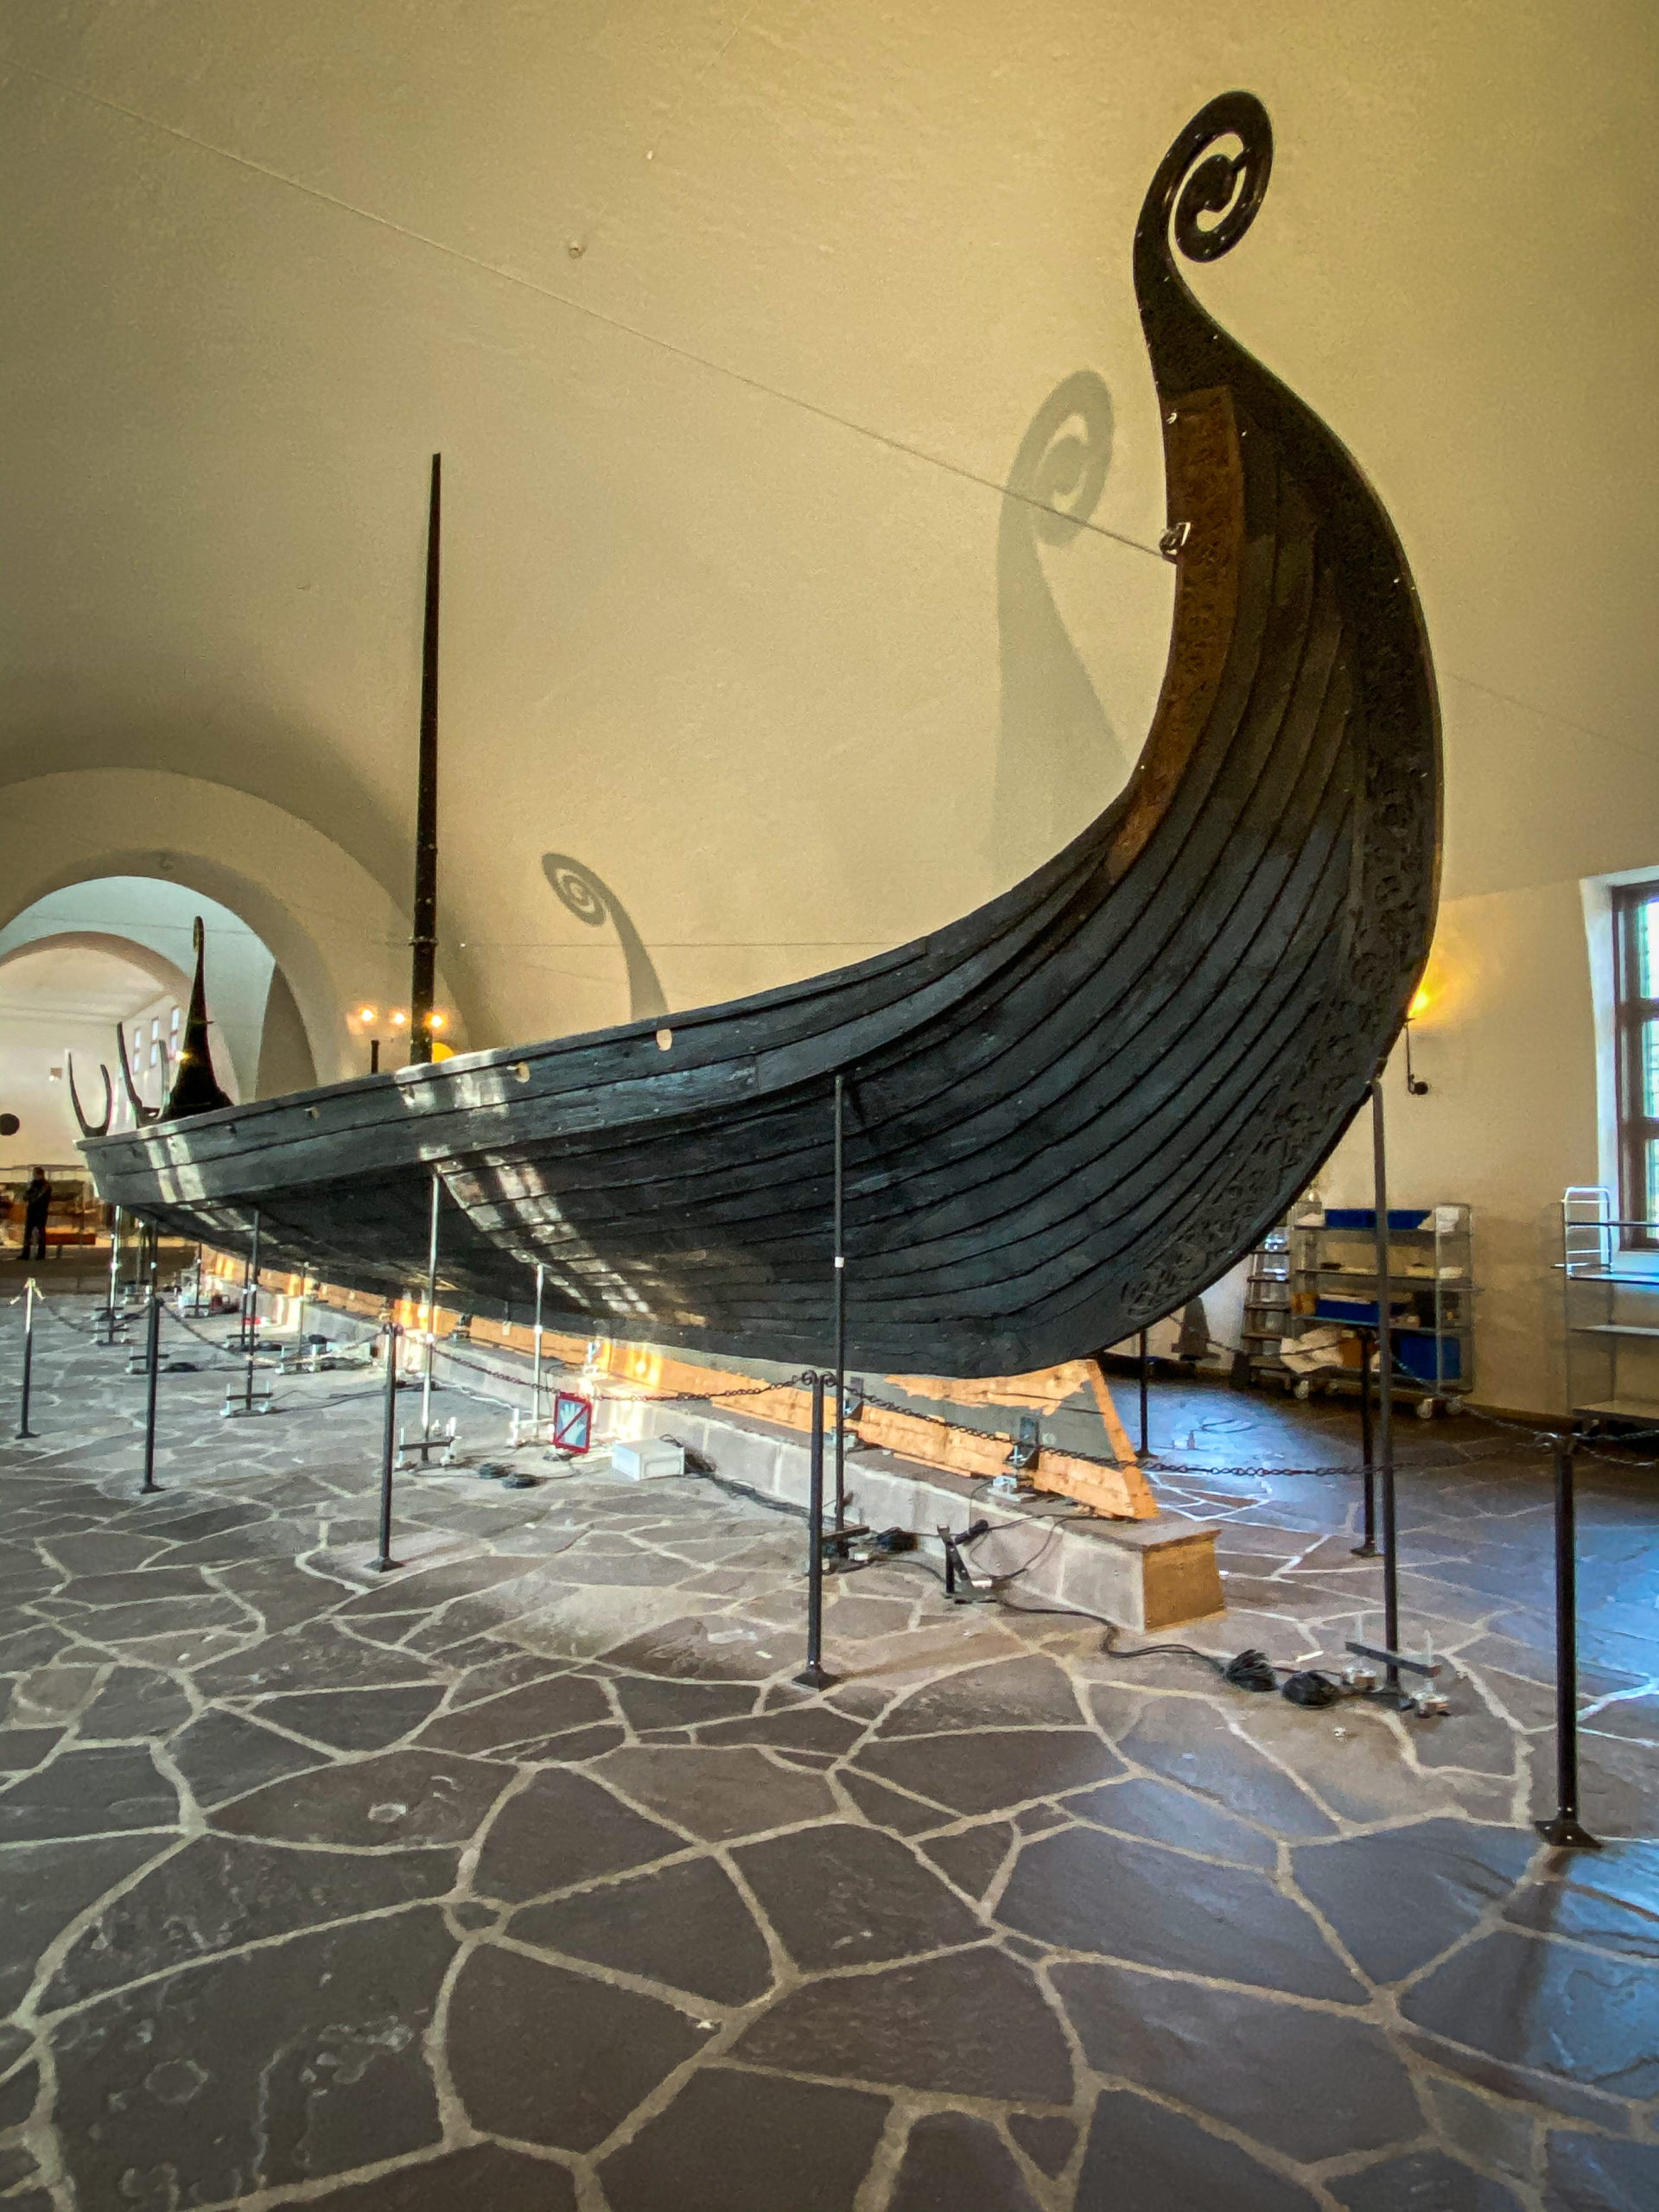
[1612,880,1659,1249]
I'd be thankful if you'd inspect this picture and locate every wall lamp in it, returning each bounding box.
[1404,984,1430,1096]
[347,1005,447,1076]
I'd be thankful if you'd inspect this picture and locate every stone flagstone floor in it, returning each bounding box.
[0,1281,1656,2210]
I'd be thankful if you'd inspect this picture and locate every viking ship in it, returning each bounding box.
[81,93,1440,1378]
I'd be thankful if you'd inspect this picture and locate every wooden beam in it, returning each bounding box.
[211,1254,1158,1519]
[1087,1357,1141,1469]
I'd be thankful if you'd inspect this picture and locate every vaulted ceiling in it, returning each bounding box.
[1,2,1654,1054]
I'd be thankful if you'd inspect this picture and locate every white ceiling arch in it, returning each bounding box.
[0,768,465,1088]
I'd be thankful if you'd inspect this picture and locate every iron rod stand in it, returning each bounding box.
[833,1076,847,1538]
[1535,1440,1603,1848]
[794,1370,836,1689]
[374,1325,403,1573]
[1371,1078,1402,1690]
[141,1285,162,1494]
[16,1278,36,1439]
[1137,1329,1150,1456]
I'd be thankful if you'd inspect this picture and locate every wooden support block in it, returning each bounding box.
[1085,1358,1141,1468]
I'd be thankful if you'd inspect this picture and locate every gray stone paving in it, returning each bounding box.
[0,1281,1656,2209]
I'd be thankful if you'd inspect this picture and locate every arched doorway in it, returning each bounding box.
[0,876,318,1172]
[1,767,469,1095]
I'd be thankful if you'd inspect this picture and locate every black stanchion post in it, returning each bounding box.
[16,1278,37,1440]
[418,1171,440,1452]
[1536,1440,1603,1849]
[833,1075,847,1537]
[795,1370,836,1689]
[374,1324,402,1573]
[1137,1329,1150,1457]
[140,1285,162,1495]
[1352,1324,1379,1556]
[1371,1078,1401,1692]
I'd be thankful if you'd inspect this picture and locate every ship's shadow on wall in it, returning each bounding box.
[543,378,1121,1027]
[990,369,1125,874]
[541,853,668,1023]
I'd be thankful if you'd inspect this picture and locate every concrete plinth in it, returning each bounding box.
[295,1302,1222,1633]
[599,1395,1223,1634]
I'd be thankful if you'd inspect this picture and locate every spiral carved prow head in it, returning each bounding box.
[1143,91,1273,268]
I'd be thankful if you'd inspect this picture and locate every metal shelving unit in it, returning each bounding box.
[1560,1186,1659,1429]
[1276,1200,1475,1417]
[1239,1222,1294,1382]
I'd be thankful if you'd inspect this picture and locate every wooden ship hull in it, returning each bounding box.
[83,93,1440,1379]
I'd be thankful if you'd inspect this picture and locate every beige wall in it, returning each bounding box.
[0,3,1654,1408]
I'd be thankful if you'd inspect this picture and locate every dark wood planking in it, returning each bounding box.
[85,92,1440,1380]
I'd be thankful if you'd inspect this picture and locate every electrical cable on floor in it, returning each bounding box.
[1220,1648,1279,1691]
[868,1548,1359,1711]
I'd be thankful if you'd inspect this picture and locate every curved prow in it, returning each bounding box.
[67,1053,112,1139]
[117,1022,159,1125]
[161,918,234,1119]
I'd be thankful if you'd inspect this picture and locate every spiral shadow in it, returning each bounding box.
[988,369,1124,874]
[541,853,669,1024]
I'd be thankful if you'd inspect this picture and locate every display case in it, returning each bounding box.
[1560,1186,1659,1429]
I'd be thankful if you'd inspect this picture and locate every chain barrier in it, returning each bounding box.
[159,1303,287,1371]
[19,1279,1659,1479]
[25,1284,109,1338]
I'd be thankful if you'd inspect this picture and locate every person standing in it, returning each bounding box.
[21,1168,51,1262]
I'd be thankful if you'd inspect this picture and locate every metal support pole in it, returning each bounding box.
[1137,1330,1150,1456]
[242,1214,258,1411]
[530,1262,546,1442]
[242,1209,263,1351]
[1536,1441,1603,1848]
[102,1206,122,1341]
[420,1172,441,1446]
[1352,1325,1379,1556]
[409,454,442,1064]
[141,1286,162,1494]
[833,1075,847,1535]
[16,1278,36,1439]
[1371,1078,1401,1690]
[374,1324,403,1573]
[795,1370,836,1689]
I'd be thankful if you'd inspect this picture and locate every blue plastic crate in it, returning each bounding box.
[1321,1208,1433,1232]
[1397,1334,1462,1384]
